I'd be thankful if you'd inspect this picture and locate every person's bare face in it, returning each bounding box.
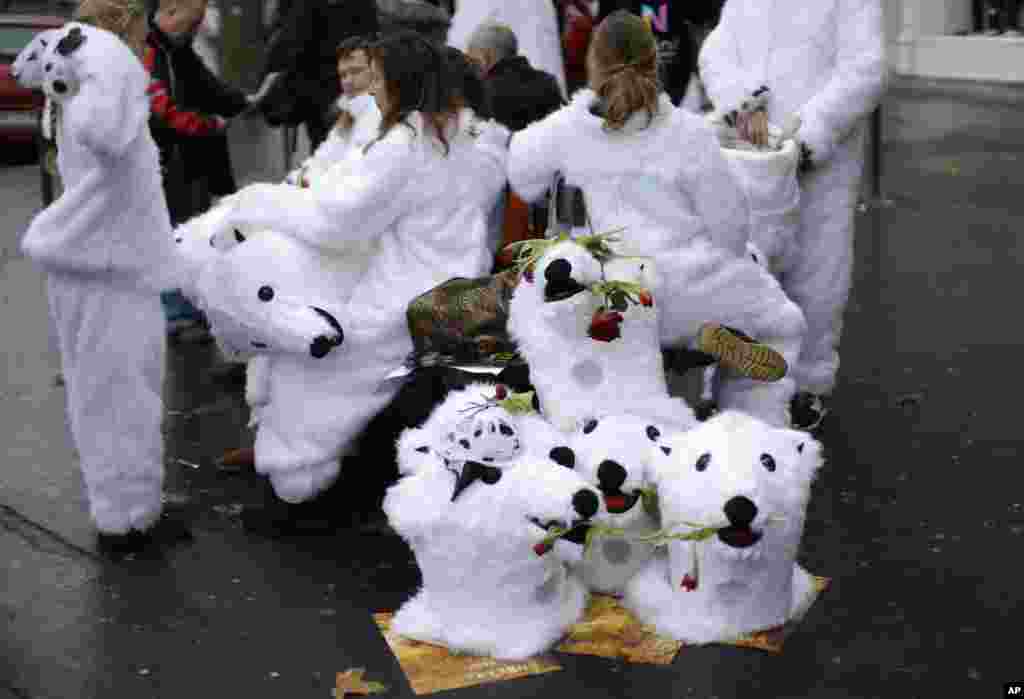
[337,50,372,97]
[156,0,208,38]
[465,46,496,75]
[368,59,390,113]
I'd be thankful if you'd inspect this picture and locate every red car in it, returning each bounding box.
[0,14,66,144]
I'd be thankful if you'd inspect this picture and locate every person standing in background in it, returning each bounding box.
[261,0,379,149]
[699,0,888,430]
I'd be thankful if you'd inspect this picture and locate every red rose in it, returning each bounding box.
[534,542,552,556]
[638,290,654,307]
[494,384,508,400]
[588,308,624,342]
[681,574,698,591]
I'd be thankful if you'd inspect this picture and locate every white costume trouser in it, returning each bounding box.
[47,272,166,534]
[247,315,407,504]
[779,130,865,396]
[656,238,806,428]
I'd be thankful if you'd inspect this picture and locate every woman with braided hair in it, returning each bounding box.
[508,11,807,428]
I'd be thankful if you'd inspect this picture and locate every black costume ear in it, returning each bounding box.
[646,425,660,442]
[660,446,672,456]
[583,419,598,435]
[56,27,86,56]
[797,443,804,454]
[414,446,430,454]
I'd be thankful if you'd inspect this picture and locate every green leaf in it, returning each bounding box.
[499,390,536,415]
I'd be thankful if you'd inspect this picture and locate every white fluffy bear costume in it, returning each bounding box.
[183,227,402,504]
[509,90,807,427]
[699,0,888,395]
[624,411,824,644]
[182,110,509,503]
[385,384,602,660]
[563,414,671,595]
[507,237,696,433]
[19,24,180,534]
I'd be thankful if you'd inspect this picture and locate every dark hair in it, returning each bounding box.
[367,31,457,155]
[444,46,491,118]
[587,10,659,132]
[336,34,374,60]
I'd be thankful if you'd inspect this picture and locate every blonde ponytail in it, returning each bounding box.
[588,10,660,132]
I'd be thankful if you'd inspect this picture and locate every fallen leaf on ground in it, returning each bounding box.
[335,668,388,697]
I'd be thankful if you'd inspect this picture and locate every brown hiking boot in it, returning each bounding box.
[695,323,788,383]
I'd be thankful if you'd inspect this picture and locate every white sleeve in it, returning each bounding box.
[229,137,417,252]
[70,75,149,162]
[697,20,762,115]
[798,0,888,166]
[508,107,568,203]
[472,120,511,201]
[683,122,750,258]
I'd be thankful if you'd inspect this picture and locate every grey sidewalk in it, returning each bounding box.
[2,77,1024,699]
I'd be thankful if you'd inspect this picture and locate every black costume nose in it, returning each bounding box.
[572,489,600,519]
[597,459,627,492]
[310,336,334,358]
[723,496,758,528]
[545,258,571,282]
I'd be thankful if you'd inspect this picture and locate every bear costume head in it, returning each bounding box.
[383,444,600,659]
[625,410,824,643]
[508,237,694,432]
[191,230,344,360]
[12,28,59,89]
[557,414,670,594]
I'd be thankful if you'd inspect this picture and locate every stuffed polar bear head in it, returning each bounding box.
[396,382,575,479]
[192,230,344,360]
[38,24,93,103]
[173,201,270,297]
[568,414,665,521]
[639,410,823,636]
[11,28,58,89]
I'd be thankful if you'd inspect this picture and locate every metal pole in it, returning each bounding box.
[871,105,883,202]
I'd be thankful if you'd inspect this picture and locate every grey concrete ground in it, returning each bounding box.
[2,79,1023,698]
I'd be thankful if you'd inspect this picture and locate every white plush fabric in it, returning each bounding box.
[286,93,382,187]
[190,113,508,502]
[384,444,599,659]
[507,240,697,432]
[11,28,58,88]
[189,228,398,503]
[19,24,173,534]
[624,411,823,644]
[509,95,807,426]
[225,109,508,333]
[699,0,888,394]
[22,23,179,291]
[564,415,674,595]
[395,382,576,478]
[447,0,566,98]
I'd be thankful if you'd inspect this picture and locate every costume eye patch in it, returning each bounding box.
[56,27,86,56]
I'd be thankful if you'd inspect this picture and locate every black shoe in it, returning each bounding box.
[96,510,193,559]
[790,392,829,432]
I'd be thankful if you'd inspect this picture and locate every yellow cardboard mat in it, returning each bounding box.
[560,576,831,661]
[373,613,562,695]
[375,576,830,692]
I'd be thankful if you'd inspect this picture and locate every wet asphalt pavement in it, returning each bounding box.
[2,82,1023,698]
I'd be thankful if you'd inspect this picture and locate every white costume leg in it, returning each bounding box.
[779,138,865,396]
[657,240,806,427]
[47,273,166,534]
[253,327,407,504]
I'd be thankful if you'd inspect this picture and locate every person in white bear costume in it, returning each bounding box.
[509,12,805,428]
[18,22,187,551]
[385,384,602,660]
[203,33,509,521]
[625,410,824,644]
[447,0,567,98]
[699,0,888,429]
